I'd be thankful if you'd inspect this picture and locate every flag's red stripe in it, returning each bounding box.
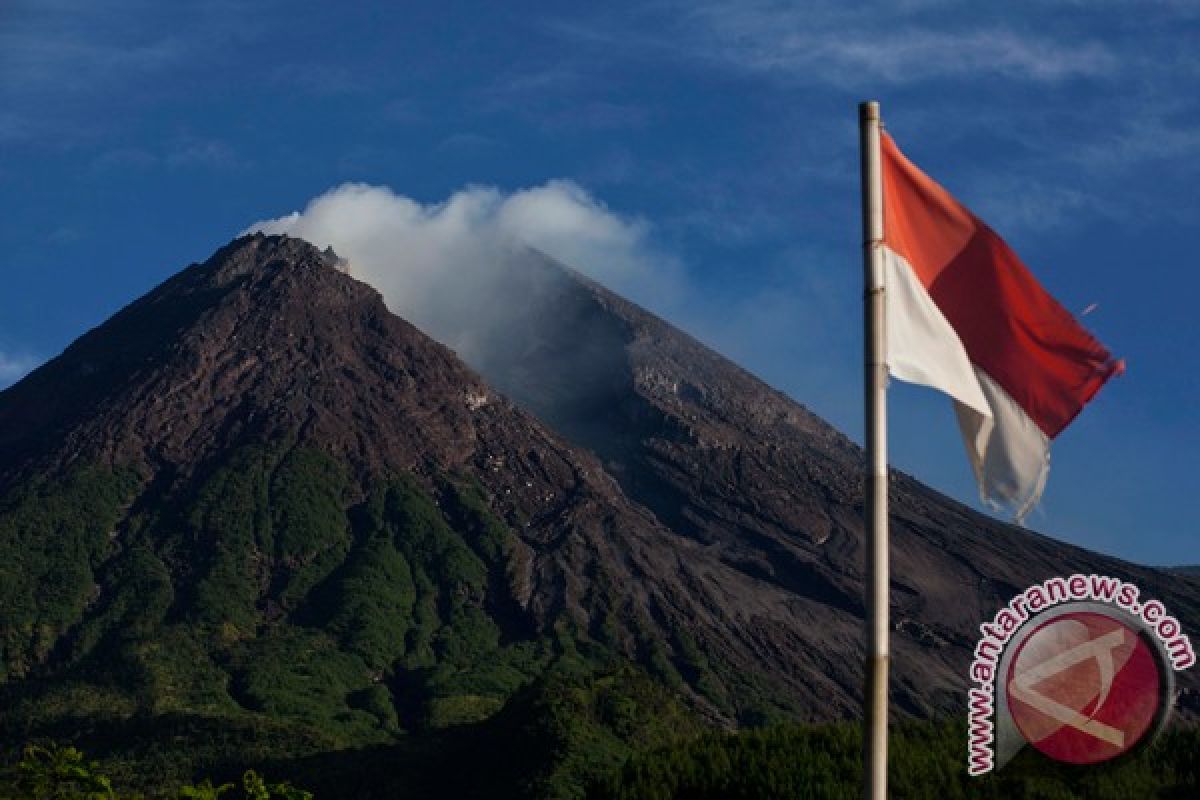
[881,132,1122,439]
[930,221,1123,437]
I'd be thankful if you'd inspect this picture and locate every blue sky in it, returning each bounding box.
[1,1,1197,566]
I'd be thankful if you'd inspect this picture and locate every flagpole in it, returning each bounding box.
[858,99,889,800]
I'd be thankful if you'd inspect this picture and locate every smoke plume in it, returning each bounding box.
[245,181,684,363]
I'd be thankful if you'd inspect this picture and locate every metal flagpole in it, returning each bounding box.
[858,100,889,800]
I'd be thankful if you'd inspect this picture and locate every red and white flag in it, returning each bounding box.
[881,132,1123,522]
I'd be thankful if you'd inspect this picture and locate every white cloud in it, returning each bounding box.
[551,2,1116,86]
[1075,116,1200,169]
[244,181,684,362]
[244,181,869,451]
[965,177,1107,235]
[695,18,1114,84]
[242,180,884,481]
[165,139,239,169]
[0,0,279,144]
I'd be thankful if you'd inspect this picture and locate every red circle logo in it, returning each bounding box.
[1005,611,1163,765]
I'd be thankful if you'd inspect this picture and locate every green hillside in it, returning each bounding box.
[0,446,708,797]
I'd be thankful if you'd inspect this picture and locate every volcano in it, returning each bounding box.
[0,234,1195,793]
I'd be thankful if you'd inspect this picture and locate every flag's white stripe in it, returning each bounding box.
[956,368,1051,524]
[883,246,990,421]
[884,245,1049,523]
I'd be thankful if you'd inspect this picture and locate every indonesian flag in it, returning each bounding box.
[881,132,1123,522]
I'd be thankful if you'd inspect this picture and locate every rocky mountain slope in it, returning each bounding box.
[361,244,1200,718]
[0,234,1195,778]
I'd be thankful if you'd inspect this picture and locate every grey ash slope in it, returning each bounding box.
[376,244,1200,717]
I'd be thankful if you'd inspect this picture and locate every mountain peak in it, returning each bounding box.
[202,233,347,286]
[0,233,477,483]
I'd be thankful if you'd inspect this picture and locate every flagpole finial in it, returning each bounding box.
[859,100,880,122]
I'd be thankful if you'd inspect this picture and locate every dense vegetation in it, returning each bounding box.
[0,448,702,797]
[0,742,311,799]
[0,448,552,731]
[593,720,1200,800]
[3,449,1197,799]
[0,466,143,681]
[0,664,698,799]
[4,717,1197,799]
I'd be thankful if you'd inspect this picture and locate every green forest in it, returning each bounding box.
[3,717,1197,799]
[2,451,1196,799]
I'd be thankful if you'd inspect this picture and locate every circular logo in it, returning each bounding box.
[1005,610,1165,765]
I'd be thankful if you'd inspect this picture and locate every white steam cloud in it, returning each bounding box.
[243,180,854,438]
[245,181,684,359]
